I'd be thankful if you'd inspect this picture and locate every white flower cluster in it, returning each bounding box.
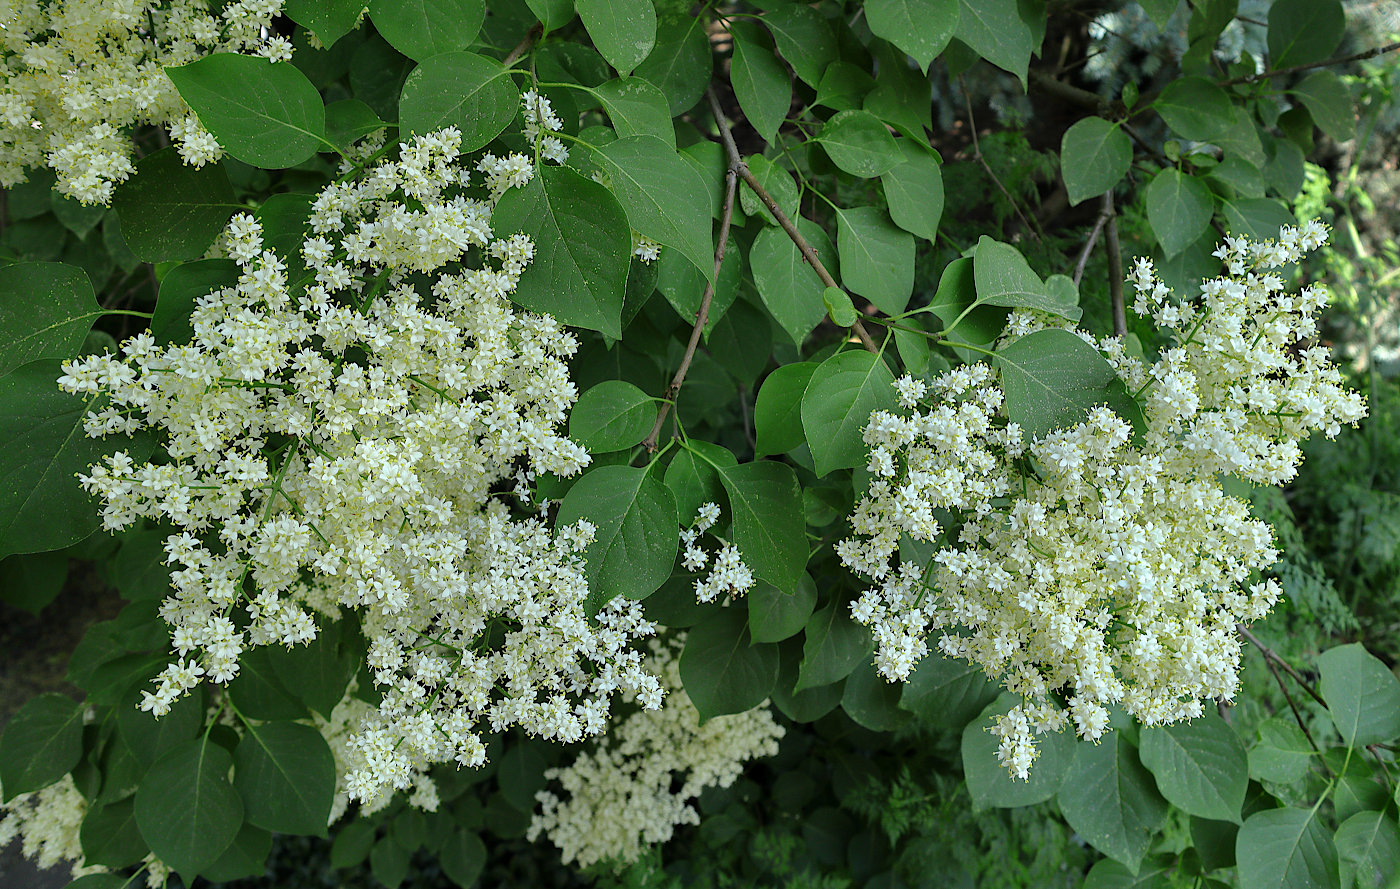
[0,0,292,203]
[681,502,756,603]
[0,776,98,880]
[528,637,786,870]
[839,222,1365,778]
[57,122,662,803]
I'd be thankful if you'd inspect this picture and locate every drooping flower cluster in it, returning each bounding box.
[681,502,756,603]
[57,119,663,803]
[528,636,786,870]
[0,1,296,203]
[839,222,1366,778]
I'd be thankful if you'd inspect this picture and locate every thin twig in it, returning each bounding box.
[704,88,880,353]
[1237,623,1330,709]
[1072,203,1112,287]
[1255,638,1332,774]
[958,76,1044,243]
[1104,191,1126,338]
[503,24,542,66]
[641,168,739,451]
[1220,41,1400,86]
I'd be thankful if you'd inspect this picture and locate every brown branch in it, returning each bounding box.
[959,76,1044,243]
[1072,202,1111,287]
[1104,192,1126,338]
[704,87,880,353]
[641,168,739,451]
[1237,623,1329,710]
[1028,69,1114,114]
[1221,40,1400,87]
[1254,635,1331,774]
[503,24,542,66]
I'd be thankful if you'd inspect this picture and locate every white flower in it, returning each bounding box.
[839,223,1365,777]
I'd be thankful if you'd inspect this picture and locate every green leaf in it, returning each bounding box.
[657,234,740,336]
[665,440,735,523]
[331,820,375,868]
[570,381,656,452]
[285,0,364,46]
[973,236,1082,320]
[633,14,712,115]
[577,0,656,75]
[596,135,715,281]
[0,360,153,559]
[166,55,326,169]
[324,99,388,154]
[233,721,335,837]
[801,350,897,477]
[111,149,237,262]
[492,164,630,338]
[739,153,800,225]
[929,256,1009,354]
[1247,716,1313,784]
[1146,169,1214,258]
[1290,70,1355,142]
[750,219,832,348]
[1267,0,1344,70]
[749,573,817,644]
[755,361,818,458]
[1335,811,1400,889]
[961,694,1075,809]
[50,193,105,239]
[866,0,958,71]
[730,24,791,146]
[0,262,100,377]
[0,550,67,614]
[841,658,906,731]
[1057,735,1170,869]
[954,0,1037,88]
[1083,858,1173,889]
[80,797,148,868]
[818,110,903,178]
[716,460,807,594]
[117,683,204,768]
[1221,197,1295,243]
[0,692,84,800]
[441,829,487,887]
[864,44,933,139]
[681,608,780,722]
[152,259,240,346]
[399,52,519,151]
[1153,76,1234,142]
[823,286,858,327]
[1061,117,1132,206]
[815,62,875,113]
[369,0,484,60]
[201,823,272,882]
[591,77,675,146]
[1137,0,1177,30]
[371,836,410,888]
[795,600,873,692]
[525,0,575,32]
[134,738,244,876]
[762,4,838,87]
[1236,807,1340,889]
[555,464,678,613]
[1319,643,1400,749]
[995,328,1141,441]
[1138,714,1248,823]
[881,140,944,241]
[835,205,914,315]
[899,650,998,733]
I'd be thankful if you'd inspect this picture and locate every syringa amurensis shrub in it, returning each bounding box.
[1,0,1397,886]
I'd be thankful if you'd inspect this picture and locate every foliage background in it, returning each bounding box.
[1,0,1400,888]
